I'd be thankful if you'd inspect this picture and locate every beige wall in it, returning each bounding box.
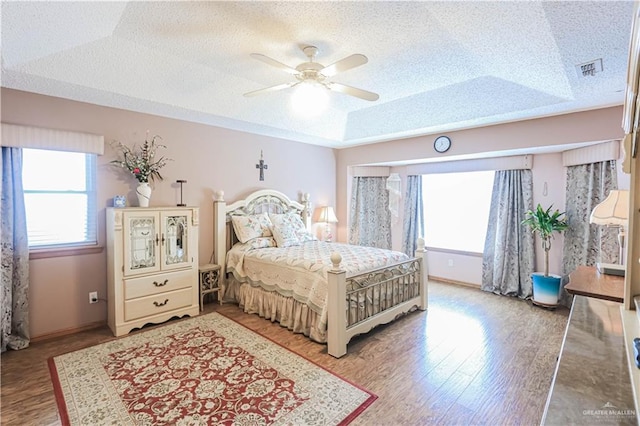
[1,88,336,338]
[336,107,626,285]
[2,86,628,336]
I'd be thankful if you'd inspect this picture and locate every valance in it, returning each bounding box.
[351,166,390,177]
[1,123,104,155]
[562,140,619,167]
[407,154,532,174]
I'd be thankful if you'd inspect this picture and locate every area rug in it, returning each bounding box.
[48,313,376,425]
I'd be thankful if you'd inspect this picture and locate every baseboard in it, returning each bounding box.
[428,275,480,289]
[31,320,107,343]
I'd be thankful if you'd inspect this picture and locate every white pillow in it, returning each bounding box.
[270,214,301,247]
[269,212,316,244]
[247,237,276,249]
[231,212,273,243]
[267,212,302,230]
[296,228,316,242]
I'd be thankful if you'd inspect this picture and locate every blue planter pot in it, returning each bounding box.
[532,273,562,307]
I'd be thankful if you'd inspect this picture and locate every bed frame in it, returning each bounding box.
[213,189,428,358]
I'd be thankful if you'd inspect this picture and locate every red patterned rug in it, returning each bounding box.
[49,313,376,425]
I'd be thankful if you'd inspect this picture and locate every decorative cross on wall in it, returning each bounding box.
[256,150,268,181]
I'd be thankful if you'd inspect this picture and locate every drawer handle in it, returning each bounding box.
[153,299,169,307]
[153,279,169,287]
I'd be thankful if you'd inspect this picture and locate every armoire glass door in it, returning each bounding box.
[124,212,160,276]
[162,212,190,270]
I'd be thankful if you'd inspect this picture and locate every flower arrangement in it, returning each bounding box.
[110,134,171,183]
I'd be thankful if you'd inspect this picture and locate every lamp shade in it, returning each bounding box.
[590,190,629,226]
[317,206,338,223]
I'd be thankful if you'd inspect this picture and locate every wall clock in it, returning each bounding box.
[434,136,451,153]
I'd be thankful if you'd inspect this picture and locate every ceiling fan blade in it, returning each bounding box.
[243,82,298,97]
[320,54,368,77]
[327,82,379,101]
[250,53,299,75]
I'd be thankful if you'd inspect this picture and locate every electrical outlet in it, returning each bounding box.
[89,291,98,304]
[448,259,454,267]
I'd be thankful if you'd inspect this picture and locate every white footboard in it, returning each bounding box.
[326,246,428,358]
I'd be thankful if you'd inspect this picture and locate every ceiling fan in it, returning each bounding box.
[244,45,379,102]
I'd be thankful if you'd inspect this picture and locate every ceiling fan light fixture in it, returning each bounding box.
[247,45,378,102]
[291,81,329,117]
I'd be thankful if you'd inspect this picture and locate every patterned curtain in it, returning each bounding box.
[562,161,618,275]
[481,170,535,298]
[349,176,391,249]
[1,147,30,352]
[402,175,424,256]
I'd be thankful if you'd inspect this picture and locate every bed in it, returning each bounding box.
[213,189,427,358]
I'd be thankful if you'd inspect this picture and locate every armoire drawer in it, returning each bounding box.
[124,288,193,321]
[124,270,193,300]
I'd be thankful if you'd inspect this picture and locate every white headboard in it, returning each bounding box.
[213,189,311,278]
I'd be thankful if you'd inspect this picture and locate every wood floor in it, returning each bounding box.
[1,281,569,426]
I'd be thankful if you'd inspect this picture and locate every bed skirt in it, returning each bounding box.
[223,278,327,343]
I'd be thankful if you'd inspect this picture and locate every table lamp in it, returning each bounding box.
[316,206,338,242]
[589,189,629,276]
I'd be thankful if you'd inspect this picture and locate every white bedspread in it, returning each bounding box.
[226,240,409,328]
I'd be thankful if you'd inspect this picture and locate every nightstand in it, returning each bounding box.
[198,264,221,311]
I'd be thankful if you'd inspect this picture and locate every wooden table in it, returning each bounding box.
[565,265,625,303]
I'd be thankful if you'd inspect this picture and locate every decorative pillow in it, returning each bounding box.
[269,212,315,245]
[247,237,277,249]
[268,212,304,230]
[270,214,302,248]
[231,212,273,243]
[297,229,316,242]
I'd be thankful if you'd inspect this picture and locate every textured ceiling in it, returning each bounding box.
[1,1,634,148]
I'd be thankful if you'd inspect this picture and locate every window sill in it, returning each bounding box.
[29,245,104,260]
[425,247,483,257]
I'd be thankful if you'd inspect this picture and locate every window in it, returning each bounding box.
[22,148,97,248]
[422,171,494,253]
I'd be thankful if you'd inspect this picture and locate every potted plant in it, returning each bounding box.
[522,204,568,307]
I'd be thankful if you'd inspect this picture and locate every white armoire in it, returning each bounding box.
[106,207,199,336]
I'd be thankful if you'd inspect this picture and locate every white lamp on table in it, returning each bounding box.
[589,189,629,276]
[316,206,338,242]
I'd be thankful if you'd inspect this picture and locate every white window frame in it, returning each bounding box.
[22,148,98,250]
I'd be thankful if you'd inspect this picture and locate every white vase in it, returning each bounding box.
[136,182,152,207]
